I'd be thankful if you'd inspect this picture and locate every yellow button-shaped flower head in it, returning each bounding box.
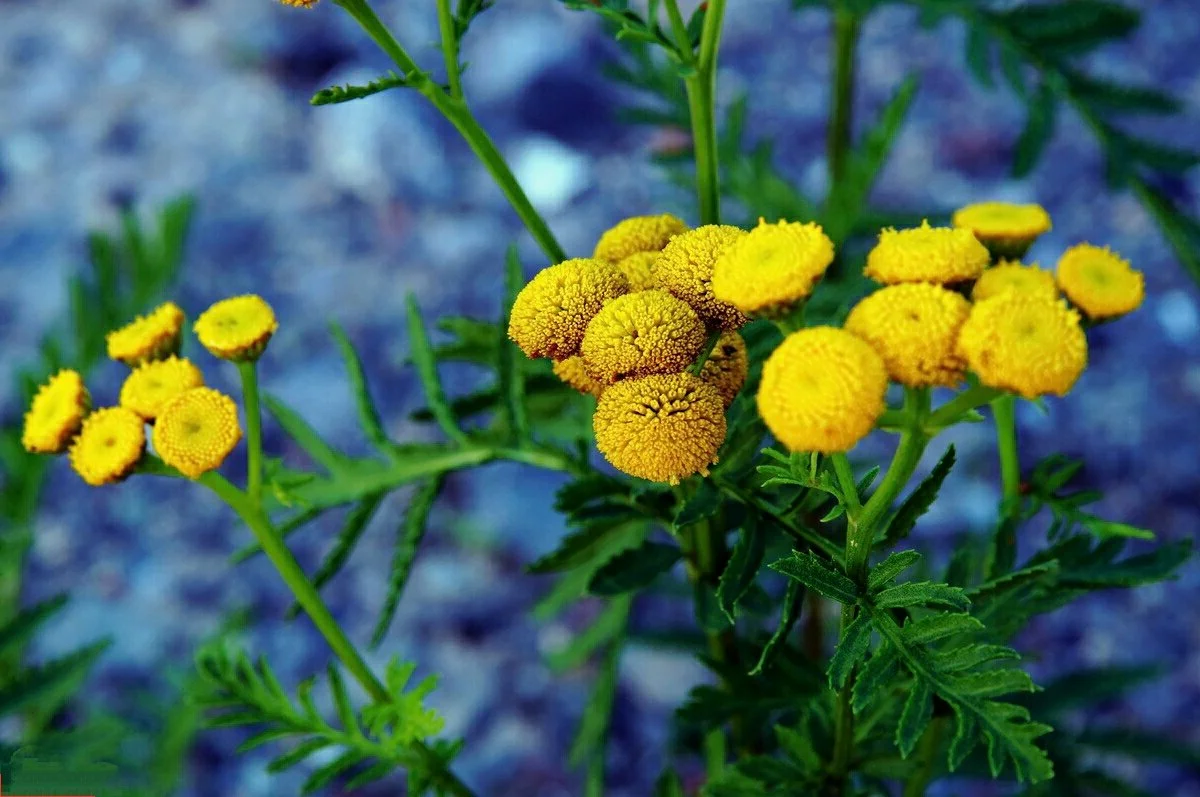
[844,283,971,388]
[972,260,1059,303]
[508,258,630,361]
[615,251,660,291]
[581,290,707,384]
[700,331,748,408]
[119,356,206,421]
[107,301,185,366]
[656,225,750,330]
[22,370,90,454]
[194,295,279,362]
[593,373,727,484]
[757,327,888,453]
[68,406,145,486]
[153,387,243,479]
[593,214,688,262]
[553,356,606,398]
[280,0,318,7]
[952,202,1052,260]
[1055,243,1144,321]
[712,219,835,315]
[956,291,1088,399]
[865,221,990,285]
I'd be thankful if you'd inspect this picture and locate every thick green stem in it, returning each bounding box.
[236,361,264,505]
[435,0,463,99]
[827,9,861,184]
[992,394,1021,506]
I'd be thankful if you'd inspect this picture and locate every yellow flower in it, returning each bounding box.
[508,258,630,360]
[593,214,688,262]
[553,356,606,398]
[581,290,706,384]
[194,295,279,362]
[699,331,748,408]
[106,302,185,366]
[952,202,1052,259]
[615,251,660,291]
[68,407,145,486]
[593,373,726,484]
[655,225,750,330]
[153,388,243,479]
[972,260,1059,303]
[844,283,971,388]
[757,327,888,453]
[1055,243,1144,320]
[865,221,990,285]
[279,0,318,6]
[22,370,90,454]
[119,356,206,420]
[956,291,1088,399]
[711,219,835,315]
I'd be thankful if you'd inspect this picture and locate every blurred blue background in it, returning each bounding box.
[1,0,1198,794]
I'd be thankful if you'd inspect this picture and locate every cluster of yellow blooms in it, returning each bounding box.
[22,295,279,485]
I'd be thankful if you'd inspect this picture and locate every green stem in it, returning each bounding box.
[992,394,1021,507]
[689,328,723,376]
[827,9,861,184]
[902,717,945,797]
[926,383,1003,430]
[662,0,695,58]
[435,0,463,99]
[684,0,727,224]
[829,453,861,517]
[237,361,264,506]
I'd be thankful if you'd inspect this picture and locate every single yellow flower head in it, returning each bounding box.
[553,356,606,398]
[119,356,206,421]
[757,327,888,453]
[68,407,145,486]
[700,331,748,408]
[865,220,990,285]
[106,302,185,366]
[153,388,243,479]
[22,370,90,454]
[972,260,1059,303]
[711,219,835,315]
[1055,243,1144,320]
[279,0,318,7]
[656,225,750,330]
[508,258,630,360]
[194,295,279,362]
[956,291,1088,399]
[615,251,660,291]
[593,373,726,485]
[593,214,688,262]
[952,202,1052,259]
[581,290,706,384]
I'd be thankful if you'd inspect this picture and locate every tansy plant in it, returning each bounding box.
[16,1,1200,796]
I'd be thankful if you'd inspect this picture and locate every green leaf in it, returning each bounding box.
[0,594,68,657]
[1076,728,1200,767]
[896,679,933,757]
[716,517,766,623]
[653,769,686,797]
[775,720,821,774]
[568,638,623,767]
[286,493,384,620]
[904,613,985,645]
[769,551,858,605]
[0,641,109,716]
[880,445,955,548]
[497,247,531,445]
[749,579,804,676]
[1002,1,1139,54]
[406,295,469,446]
[329,323,393,454]
[588,541,681,595]
[1013,81,1057,177]
[1058,538,1191,588]
[873,581,971,611]
[371,475,445,648]
[674,480,722,527]
[528,518,646,575]
[867,550,922,593]
[1132,178,1200,287]
[312,71,411,105]
[827,611,873,690]
[851,643,900,713]
[263,395,346,473]
[547,595,633,673]
[1028,664,1161,714]
[1064,70,1180,115]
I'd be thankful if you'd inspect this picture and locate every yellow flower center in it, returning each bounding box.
[153,388,243,479]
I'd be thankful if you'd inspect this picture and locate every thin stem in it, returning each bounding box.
[926,383,1003,429]
[829,453,861,518]
[662,0,695,60]
[689,328,723,376]
[827,9,860,184]
[704,728,727,780]
[684,0,727,224]
[435,0,463,99]
[237,361,264,506]
[992,394,1021,507]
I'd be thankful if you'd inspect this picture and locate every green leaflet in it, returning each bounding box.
[896,679,933,757]
[827,611,872,690]
[263,395,347,474]
[0,594,68,657]
[330,323,394,455]
[547,595,634,673]
[716,516,766,623]
[568,620,627,768]
[311,72,412,106]
[748,579,805,676]
[879,445,955,549]
[769,551,859,605]
[371,476,446,648]
[867,549,922,592]
[527,516,647,575]
[588,541,682,595]
[0,641,110,717]
[873,581,971,612]
[406,295,470,446]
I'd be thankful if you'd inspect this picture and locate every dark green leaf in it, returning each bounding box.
[0,641,109,716]
[1013,81,1056,177]
[827,611,873,690]
[527,518,646,575]
[589,541,681,595]
[964,24,994,86]
[548,596,633,672]
[904,613,984,645]
[371,476,445,648]
[263,395,346,473]
[769,551,858,605]
[868,550,922,593]
[0,594,68,657]
[749,579,805,676]
[881,445,955,548]
[717,517,766,623]
[873,581,971,611]
[851,644,899,713]
[406,295,469,446]
[1065,70,1180,115]
[674,480,722,527]
[568,638,622,767]
[653,769,685,797]
[897,679,933,757]
[1002,1,1139,54]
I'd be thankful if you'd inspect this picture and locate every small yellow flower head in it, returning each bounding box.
[508,258,630,360]
[119,356,206,421]
[194,295,279,362]
[865,221,990,285]
[593,373,727,485]
[279,0,318,7]
[106,302,185,366]
[757,327,888,453]
[956,291,1088,399]
[952,202,1052,259]
[22,370,90,454]
[615,251,660,291]
[700,331,748,408]
[844,283,971,388]
[553,356,606,398]
[711,219,835,315]
[972,260,1060,303]
[656,225,750,330]
[581,290,707,384]
[68,407,145,486]
[593,214,688,262]
[153,388,243,479]
[1055,243,1144,320]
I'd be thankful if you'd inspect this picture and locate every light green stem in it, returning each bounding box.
[926,383,1003,429]
[435,0,463,99]
[236,361,264,505]
[684,0,728,225]
[829,453,861,517]
[992,394,1021,506]
[827,9,861,184]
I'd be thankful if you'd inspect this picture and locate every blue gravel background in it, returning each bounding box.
[1,0,1198,795]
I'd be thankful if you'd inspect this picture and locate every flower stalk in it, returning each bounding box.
[236,361,264,505]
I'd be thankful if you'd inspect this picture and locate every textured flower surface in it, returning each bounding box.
[711,218,834,314]
[508,258,630,360]
[22,370,90,454]
[844,283,971,387]
[153,387,243,479]
[120,356,206,420]
[864,220,989,284]
[700,331,748,408]
[106,301,185,366]
[655,225,750,330]
[973,260,1059,302]
[278,0,318,7]
[593,372,726,484]
[592,213,687,262]
[952,201,1052,257]
[757,327,888,453]
[552,356,606,398]
[957,290,1088,398]
[68,406,145,486]
[1056,243,1145,320]
[194,294,279,362]
[580,290,706,383]
[615,250,660,291]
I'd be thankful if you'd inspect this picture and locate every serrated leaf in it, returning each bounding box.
[769,551,858,605]
[266,738,330,773]
[904,613,984,645]
[527,515,646,575]
[868,550,922,593]
[406,295,469,446]
[880,445,955,548]
[302,750,361,795]
[716,517,766,623]
[329,323,393,453]
[674,480,722,527]
[286,492,384,620]
[827,612,873,690]
[1013,81,1056,177]
[588,541,681,595]
[933,644,1020,673]
[311,71,410,106]
[749,579,804,676]
[947,708,977,771]
[371,476,445,648]
[873,581,971,611]
[897,679,933,757]
[851,644,899,713]
[0,640,109,716]
[1028,664,1161,714]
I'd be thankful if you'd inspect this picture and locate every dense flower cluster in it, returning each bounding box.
[508,258,630,360]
